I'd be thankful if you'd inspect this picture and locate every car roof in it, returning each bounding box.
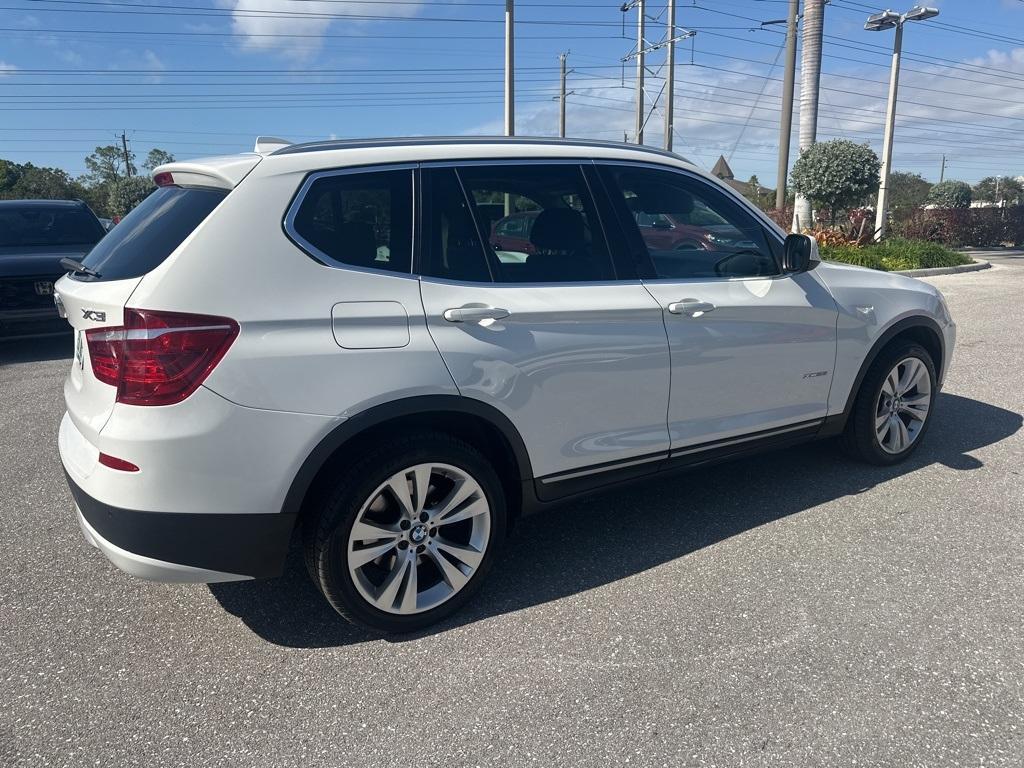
[0,199,88,209]
[246,135,701,181]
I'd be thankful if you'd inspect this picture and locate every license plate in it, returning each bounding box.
[75,331,84,370]
[35,281,54,296]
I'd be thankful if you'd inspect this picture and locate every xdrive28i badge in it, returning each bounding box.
[81,309,106,322]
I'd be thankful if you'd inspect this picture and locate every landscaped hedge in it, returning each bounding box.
[892,207,1024,247]
[760,205,1023,248]
[820,238,972,272]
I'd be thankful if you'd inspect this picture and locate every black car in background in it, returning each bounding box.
[0,200,106,340]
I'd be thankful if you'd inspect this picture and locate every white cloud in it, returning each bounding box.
[223,0,422,58]
[0,61,18,77]
[143,50,167,83]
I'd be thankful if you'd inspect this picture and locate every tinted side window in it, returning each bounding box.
[458,164,615,283]
[291,169,412,273]
[79,186,226,281]
[603,166,778,279]
[420,167,491,282]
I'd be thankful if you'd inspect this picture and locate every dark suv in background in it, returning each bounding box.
[0,199,106,340]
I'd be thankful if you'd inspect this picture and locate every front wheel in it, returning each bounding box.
[842,342,936,465]
[304,433,507,633]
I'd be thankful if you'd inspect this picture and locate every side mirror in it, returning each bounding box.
[782,233,820,273]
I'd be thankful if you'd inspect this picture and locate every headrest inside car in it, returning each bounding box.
[529,208,585,251]
[626,181,695,215]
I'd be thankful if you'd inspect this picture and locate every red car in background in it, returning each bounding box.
[490,208,746,256]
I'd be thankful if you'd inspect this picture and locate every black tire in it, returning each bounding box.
[302,432,507,634]
[842,341,937,465]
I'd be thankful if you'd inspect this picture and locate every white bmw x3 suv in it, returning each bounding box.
[56,137,955,632]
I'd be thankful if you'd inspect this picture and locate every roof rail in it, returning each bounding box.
[271,135,691,164]
[254,136,292,154]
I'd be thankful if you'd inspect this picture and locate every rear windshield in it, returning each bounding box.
[78,186,227,281]
[0,206,105,248]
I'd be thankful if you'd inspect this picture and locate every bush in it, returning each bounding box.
[893,206,1024,247]
[819,238,971,272]
[927,180,972,209]
[790,140,880,224]
[764,206,792,231]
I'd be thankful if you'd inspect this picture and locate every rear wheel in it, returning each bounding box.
[304,432,507,633]
[842,342,936,465]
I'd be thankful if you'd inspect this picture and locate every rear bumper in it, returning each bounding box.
[67,471,296,581]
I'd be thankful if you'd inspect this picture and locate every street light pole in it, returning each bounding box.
[867,5,939,241]
[874,20,903,241]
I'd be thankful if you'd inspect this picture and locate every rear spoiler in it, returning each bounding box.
[151,154,263,191]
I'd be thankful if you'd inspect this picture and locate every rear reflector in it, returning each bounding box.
[99,453,139,472]
[85,308,239,406]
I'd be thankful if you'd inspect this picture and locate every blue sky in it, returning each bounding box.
[2,0,1023,187]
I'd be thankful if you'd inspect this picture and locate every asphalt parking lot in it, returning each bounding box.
[2,255,1022,767]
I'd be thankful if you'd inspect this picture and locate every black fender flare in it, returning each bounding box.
[280,395,534,518]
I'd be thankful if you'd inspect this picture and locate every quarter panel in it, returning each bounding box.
[126,171,459,416]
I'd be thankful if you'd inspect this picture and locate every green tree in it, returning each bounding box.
[143,148,175,172]
[84,145,134,186]
[0,160,79,201]
[0,158,24,193]
[927,180,972,209]
[789,139,881,224]
[973,176,1023,206]
[108,175,155,218]
[743,174,773,210]
[887,171,931,211]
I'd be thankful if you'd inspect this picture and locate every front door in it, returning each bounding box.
[599,163,839,450]
[417,162,672,493]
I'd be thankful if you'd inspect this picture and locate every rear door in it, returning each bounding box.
[598,163,838,450]
[56,184,228,443]
[418,162,672,496]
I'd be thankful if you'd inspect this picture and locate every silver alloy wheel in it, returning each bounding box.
[874,356,932,454]
[346,463,491,615]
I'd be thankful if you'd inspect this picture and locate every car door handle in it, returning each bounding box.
[443,306,511,323]
[667,299,716,317]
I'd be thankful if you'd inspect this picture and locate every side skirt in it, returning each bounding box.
[528,419,825,510]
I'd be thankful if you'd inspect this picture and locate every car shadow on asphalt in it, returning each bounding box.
[0,334,73,365]
[208,392,1021,648]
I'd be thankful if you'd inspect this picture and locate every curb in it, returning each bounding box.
[894,259,991,278]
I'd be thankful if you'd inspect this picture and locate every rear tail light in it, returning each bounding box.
[85,308,239,406]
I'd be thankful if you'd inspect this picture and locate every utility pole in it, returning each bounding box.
[635,0,646,144]
[120,131,134,178]
[504,0,514,136]
[775,0,799,210]
[793,0,823,232]
[559,52,568,138]
[663,0,675,151]
[939,154,946,182]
